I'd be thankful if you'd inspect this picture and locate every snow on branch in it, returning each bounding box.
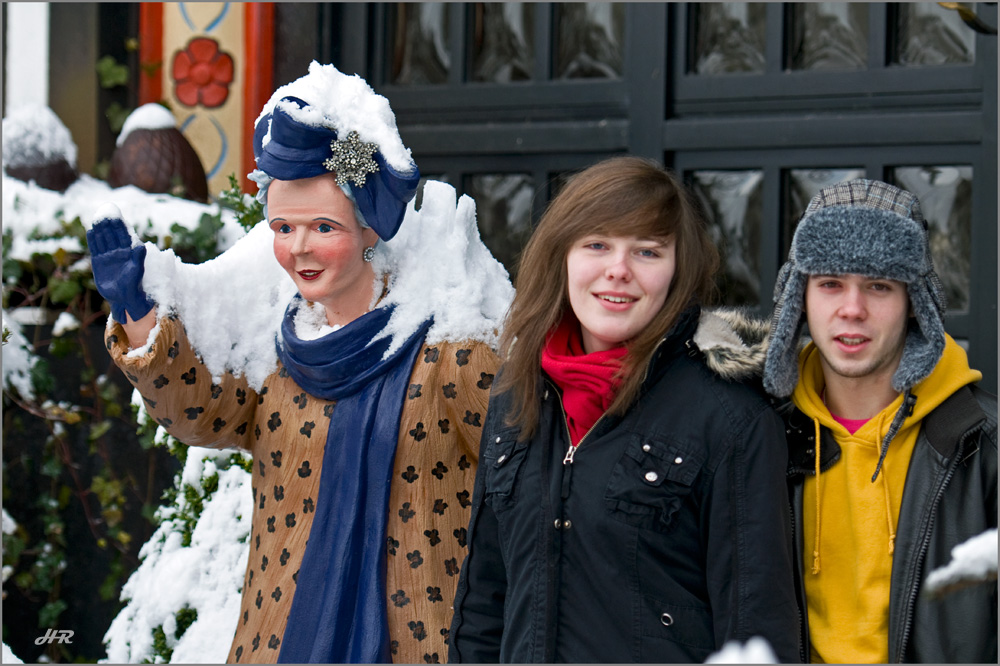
[924,528,998,599]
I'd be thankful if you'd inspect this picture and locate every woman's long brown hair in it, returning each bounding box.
[496,156,719,439]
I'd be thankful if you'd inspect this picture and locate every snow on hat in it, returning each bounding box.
[252,61,420,241]
[764,179,946,398]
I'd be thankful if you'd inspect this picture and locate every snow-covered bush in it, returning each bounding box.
[2,165,248,663]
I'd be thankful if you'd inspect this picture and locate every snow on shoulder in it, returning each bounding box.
[255,61,413,173]
[116,103,177,147]
[2,104,77,169]
[140,179,513,390]
[377,179,514,355]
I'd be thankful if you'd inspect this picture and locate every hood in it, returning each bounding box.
[793,334,982,437]
[693,307,771,382]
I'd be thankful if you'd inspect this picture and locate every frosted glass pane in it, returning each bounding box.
[391,3,451,85]
[472,3,534,82]
[691,170,763,307]
[555,3,625,79]
[692,3,767,75]
[466,174,535,276]
[893,166,972,311]
[895,3,975,66]
[790,3,868,71]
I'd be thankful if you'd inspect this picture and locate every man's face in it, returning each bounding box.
[804,274,910,385]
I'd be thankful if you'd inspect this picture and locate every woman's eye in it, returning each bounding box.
[278,224,292,234]
[638,248,659,258]
[317,223,334,233]
[586,242,606,250]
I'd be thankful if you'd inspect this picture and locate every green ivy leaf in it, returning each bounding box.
[89,420,112,442]
[106,101,133,135]
[96,55,130,88]
[48,277,82,305]
[38,599,68,628]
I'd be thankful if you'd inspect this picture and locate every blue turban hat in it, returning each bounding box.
[253,96,420,242]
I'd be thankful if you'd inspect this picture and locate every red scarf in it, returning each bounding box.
[541,317,628,446]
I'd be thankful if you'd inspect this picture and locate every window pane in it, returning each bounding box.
[472,3,534,82]
[391,3,451,85]
[692,3,766,75]
[690,170,763,307]
[895,3,975,66]
[790,3,868,71]
[784,168,865,260]
[892,166,973,311]
[465,174,535,276]
[554,3,625,79]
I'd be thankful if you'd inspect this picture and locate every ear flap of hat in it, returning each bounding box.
[764,263,808,397]
[891,277,947,391]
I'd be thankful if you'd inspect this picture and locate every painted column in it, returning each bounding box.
[138,2,273,196]
[5,3,50,112]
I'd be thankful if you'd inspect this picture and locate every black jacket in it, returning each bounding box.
[783,385,998,663]
[449,307,801,663]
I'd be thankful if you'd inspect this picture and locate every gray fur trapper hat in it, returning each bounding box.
[764,178,947,399]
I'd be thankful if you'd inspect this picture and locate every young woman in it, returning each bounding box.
[448,157,800,663]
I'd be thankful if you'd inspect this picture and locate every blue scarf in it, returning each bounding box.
[276,301,431,663]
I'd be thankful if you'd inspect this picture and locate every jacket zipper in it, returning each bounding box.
[558,336,673,466]
[546,378,604,467]
[893,431,969,662]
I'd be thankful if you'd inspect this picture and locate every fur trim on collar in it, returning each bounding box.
[693,308,770,382]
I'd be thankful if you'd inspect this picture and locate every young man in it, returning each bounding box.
[763,179,997,663]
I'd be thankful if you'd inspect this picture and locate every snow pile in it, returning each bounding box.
[2,104,77,169]
[2,173,246,260]
[704,636,778,663]
[2,642,24,664]
[1,312,39,400]
[257,61,413,172]
[52,312,80,337]
[103,447,252,664]
[378,180,514,354]
[140,179,513,389]
[140,220,295,388]
[117,103,177,147]
[925,528,998,597]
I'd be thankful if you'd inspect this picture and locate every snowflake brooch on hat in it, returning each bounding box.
[323,130,380,187]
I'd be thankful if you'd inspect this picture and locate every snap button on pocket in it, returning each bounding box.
[660,612,674,627]
[644,471,659,483]
[642,443,651,452]
[673,456,683,464]
[497,454,507,464]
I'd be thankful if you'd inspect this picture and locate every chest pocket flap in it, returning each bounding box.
[605,435,705,532]
[483,427,528,509]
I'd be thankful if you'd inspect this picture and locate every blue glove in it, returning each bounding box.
[86,204,156,323]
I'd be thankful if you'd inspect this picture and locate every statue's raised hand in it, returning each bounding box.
[86,203,156,323]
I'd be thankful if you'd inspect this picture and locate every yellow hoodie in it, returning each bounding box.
[792,334,981,664]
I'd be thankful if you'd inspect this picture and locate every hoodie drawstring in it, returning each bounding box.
[871,390,915,483]
[812,417,822,575]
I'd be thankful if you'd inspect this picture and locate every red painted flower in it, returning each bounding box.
[172,37,234,108]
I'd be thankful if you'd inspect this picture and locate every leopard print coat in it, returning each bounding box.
[106,314,499,664]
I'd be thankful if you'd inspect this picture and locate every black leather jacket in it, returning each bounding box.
[449,307,801,663]
[783,384,998,663]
